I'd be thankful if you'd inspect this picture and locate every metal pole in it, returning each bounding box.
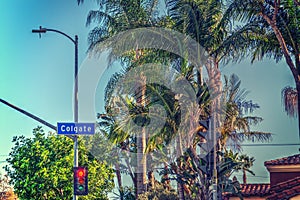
[32,27,79,200]
[0,98,57,131]
[73,35,79,200]
[210,100,218,200]
[213,119,218,200]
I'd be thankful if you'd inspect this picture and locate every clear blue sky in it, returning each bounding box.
[0,0,299,184]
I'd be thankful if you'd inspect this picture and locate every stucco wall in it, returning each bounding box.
[270,172,300,186]
[229,197,266,200]
[290,194,300,200]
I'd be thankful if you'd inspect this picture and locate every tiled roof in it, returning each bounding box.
[240,184,271,197]
[267,176,300,200]
[264,154,300,166]
[223,184,271,198]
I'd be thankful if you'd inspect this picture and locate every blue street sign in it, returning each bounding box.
[57,122,95,135]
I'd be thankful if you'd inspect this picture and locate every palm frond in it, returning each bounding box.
[281,86,298,117]
[234,131,272,143]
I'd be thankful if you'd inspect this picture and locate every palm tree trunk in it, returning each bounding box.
[178,182,185,200]
[136,74,147,196]
[206,57,222,200]
[162,162,170,190]
[260,11,300,139]
[136,128,147,195]
[243,170,247,184]
[147,170,155,189]
[295,51,300,140]
[115,163,122,188]
[259,13,296,73]
[176,133,185,200]
[296,82,300,139]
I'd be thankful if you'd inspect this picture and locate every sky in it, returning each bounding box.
[0,0,299,186]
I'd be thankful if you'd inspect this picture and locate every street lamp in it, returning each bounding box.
[32,26,79,200]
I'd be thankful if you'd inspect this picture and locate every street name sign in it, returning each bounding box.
[57,122,95,135]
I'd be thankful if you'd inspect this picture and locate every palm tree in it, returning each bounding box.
[238,154,255,184]
[158,73,270,199]
[224,0,300,137]
[224,149,255,184]
[96,113,125,198]
[164,0,264,198]
[164,0,224,197]
[78,0,162,196]
[220,74,272,151]
[101,62,187,196]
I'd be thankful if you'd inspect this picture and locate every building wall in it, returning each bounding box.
[270,172,300,186]
[228,194,300,200]
[229,196,266,200]
[290,194,300,200]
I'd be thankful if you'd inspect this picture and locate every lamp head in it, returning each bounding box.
[32,26,47,38]
[32,26,47,33]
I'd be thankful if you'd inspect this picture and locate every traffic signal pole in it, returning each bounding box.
[74,35,79,200]
[0,98,57,131]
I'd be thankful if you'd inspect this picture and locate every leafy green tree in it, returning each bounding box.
[4,127,114,200]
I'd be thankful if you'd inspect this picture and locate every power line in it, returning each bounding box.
[240,143,300,147]
[234,174,268,179]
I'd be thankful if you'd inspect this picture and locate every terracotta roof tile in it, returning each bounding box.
[223,183,271,197]
[264,154,300,166]
[223,177,300,199]
[240,184,271,197]
[267,176,300,200]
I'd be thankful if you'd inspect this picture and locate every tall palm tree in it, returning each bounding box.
[165,0,224,198]
[78,0,162,196]
[101,63,186,196]
[159,73,270,199]
[224,0,300,137]
[164,0,257,198]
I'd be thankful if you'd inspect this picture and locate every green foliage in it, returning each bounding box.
[116,186,136,200]
[4,127,114,200]
[137,182,178,200]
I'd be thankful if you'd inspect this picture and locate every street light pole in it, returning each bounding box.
[32,26,79,200]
